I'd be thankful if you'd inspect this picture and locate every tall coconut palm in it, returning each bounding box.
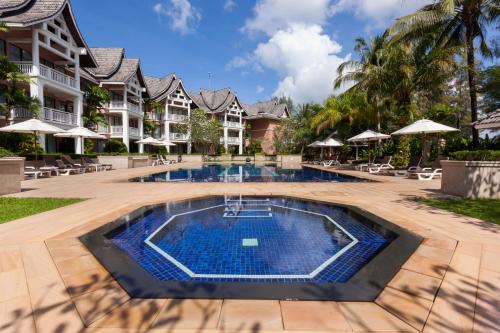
[391,0,499,147]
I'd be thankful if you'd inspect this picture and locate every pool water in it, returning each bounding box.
[107,196,395,284]
[129,163,367,183]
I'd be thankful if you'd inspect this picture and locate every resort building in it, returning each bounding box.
[83,48,148,152]
[144,73,193,153]
[190,88,245,154]
[244,100,289,155]
[0,0,97,153]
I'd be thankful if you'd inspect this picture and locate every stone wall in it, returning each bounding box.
[441,160,500,198]
[0,158,24,195]
[97,156,151,169]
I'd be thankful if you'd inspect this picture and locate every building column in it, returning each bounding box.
[224,112,228,151]
[164,101,170,153]
[239,112,243,155]
[138,117,144,153]
[122,111,130,151]
[187,101,192,154]
[74,55,81,91]
[74,94,83,154]
[31,29,40,76]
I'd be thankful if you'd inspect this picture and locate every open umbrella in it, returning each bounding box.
[0,119,64,160]
[347,130,391,162]
[136,137,161,145]
[391,119,459,159]
[153,139,176,147]
[54,127,105,155]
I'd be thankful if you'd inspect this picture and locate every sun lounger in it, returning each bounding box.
[408,156,448,180]
[24,166,51,179]
[62,155,92,173]
[390,155,422,176]
[368,156,393,173]
[42,156,79,176]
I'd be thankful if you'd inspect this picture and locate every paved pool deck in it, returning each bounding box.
[0,162,499,333]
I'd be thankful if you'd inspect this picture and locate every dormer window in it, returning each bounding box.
[47,25,56,34]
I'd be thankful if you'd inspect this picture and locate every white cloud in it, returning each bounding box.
[242,0,333,36]
[153,0,201,35]
[254,24,349,103]
[256,85,265,94]
[223,0,237,11]
[330,0,433,28]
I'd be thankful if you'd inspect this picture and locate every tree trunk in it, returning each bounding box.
[465,25,479,147]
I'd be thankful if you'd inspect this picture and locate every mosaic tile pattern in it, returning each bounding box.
[129,164,368,183]
[108,197,393,284]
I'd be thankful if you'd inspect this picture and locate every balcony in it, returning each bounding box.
[166,113,187,122]
[108,101,142,116]
[110,126,140,138]
[221,136,241,144]
[43,107,78,126]
[16,62,77,90]
[96,124,109,134]
[12,107,33,120]
[169,132,188,141]
[226,121,241,129]
[130,127,140,137]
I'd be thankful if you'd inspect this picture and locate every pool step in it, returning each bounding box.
[223,198,273,218]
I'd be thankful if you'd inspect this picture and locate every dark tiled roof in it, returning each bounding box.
[191,88,241,113]
[244,100,288,120]
[0,0,97,67]
[85,48,124,77]
[0,0,30,11]
[103,58,139,83]
[474,110,500,129]
[144,74,175,98]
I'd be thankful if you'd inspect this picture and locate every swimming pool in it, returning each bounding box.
[81,196,421,300]
[129,163,367,182]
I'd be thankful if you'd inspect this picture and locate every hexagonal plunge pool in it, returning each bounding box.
[81,196,421,301]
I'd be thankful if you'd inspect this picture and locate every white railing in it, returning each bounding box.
[16,63,77,89]
[43,107,78,126]
[12,107,33,119]
[108,101,125,109]
[130,127,140,137]
[226,121,241,128]
[16,62,34,75]
[39,64,77,89]
[169,132,188,141]
[96,124,109,133]
[166,113,187,122]
[111,126,123,135]
[128,102,141,114]
[108,101,142,115]
[227,137,240,144]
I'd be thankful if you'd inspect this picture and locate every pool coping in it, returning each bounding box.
[79,195,422,301]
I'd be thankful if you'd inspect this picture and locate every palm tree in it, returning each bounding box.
[391,0,499,147]
[82,84,109,129]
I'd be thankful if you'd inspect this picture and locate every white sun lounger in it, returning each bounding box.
[416,168,442,180]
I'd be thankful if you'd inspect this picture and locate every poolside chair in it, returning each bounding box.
[82,156,105,172]
[61,155,91,173]
[408,156,449,180]
[322,154,340,167]
[355,155,377,171]
[24,166,51,179]
[368,156,394,174]
[88,157,112,171]
[163,155,176,164]
[42,156,79,176]
[391,155,422,176]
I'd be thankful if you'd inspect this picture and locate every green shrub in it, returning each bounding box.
[392,137,411,168]
[103,139,127,154]
[450,150,500,161]
[0,147,16,157]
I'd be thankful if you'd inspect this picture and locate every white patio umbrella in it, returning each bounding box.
[0,119,65,160]
[54,127,105,155]
[347,130,391,162]
[307,140,323,147]
[320,138,343,160]
[391,119,459,159]
[153,138,176,147]
[136,137,161,145]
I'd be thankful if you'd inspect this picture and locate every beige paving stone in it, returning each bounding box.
[480,250,500,273]
[424,253,480,333]
[150,299,222,330]
[90,298,165,329]
[455,241,483,258]
[0,269,29,302]
[338,302,417,332]
[414,245,454,263]
[422,238,457,251]
[0,246,23,273]
[376,287,433,331]
[55,254,102,277]
[473,268,500,332]
[402,254,449,279]
[388,269,442,301]
[218,300,283,331]
[281,301,352,331]
[62,266,114,298]
[72,281,130,326]
[0,295,36,333]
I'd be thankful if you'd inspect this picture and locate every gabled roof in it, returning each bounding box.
[474,110,500,130]
[190,88,242,113]
[244,100,289,120]
[144,73,194,103]
[0,0,97,67]
[103,58,139,83]
[85,48,124,77]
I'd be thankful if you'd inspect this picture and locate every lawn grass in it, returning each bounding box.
[415,197,500,225]
[0,197,84,224]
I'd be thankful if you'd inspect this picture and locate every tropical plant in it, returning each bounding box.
[103,139,127,154]
[479,65,500,113]
[82,84,109,129]
[177,109,222,154]
[391,0,499,147]
[273,118,298,154]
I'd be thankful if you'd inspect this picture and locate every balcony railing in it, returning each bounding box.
[166,113,187,122]
[111,126,123,135]
[43,107,78,126]
[169,132,188,141]
[221,137,241,144]
[108,101,142,115]
[96,124,109,134]
[226,121,241,128]
[12,107,33,120]
[130,127,140,137]
[16,62,77,89]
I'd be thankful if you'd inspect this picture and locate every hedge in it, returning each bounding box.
[450,150,500,161]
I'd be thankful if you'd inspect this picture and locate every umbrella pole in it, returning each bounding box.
[34,131,37,162]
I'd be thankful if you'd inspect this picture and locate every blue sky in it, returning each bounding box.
[72,0,437,105]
